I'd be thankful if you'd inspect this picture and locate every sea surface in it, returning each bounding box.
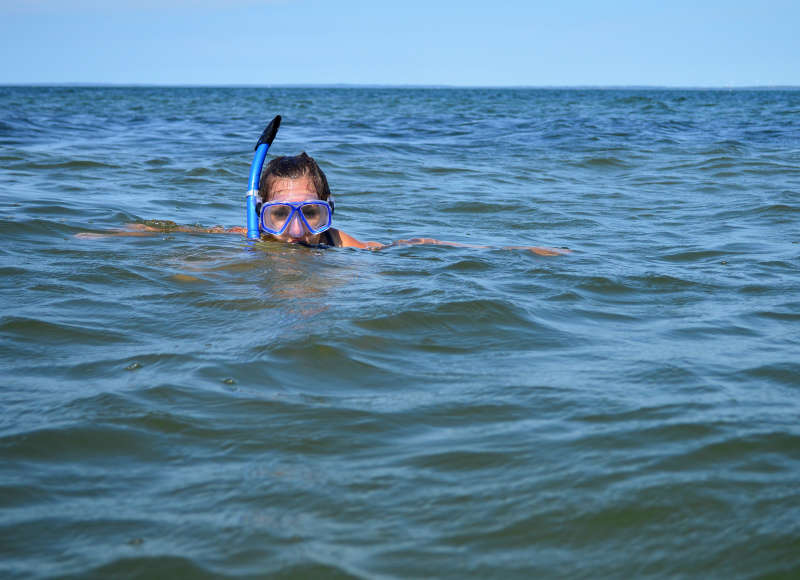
[1,86,799,579]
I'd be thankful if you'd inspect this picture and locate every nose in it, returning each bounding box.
[287,213,306,238]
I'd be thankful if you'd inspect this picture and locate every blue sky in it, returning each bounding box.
[1,0,797,86]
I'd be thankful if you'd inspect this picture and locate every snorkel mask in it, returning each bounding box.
[260,200,332,235]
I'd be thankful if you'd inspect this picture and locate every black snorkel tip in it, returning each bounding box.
[255,115,282,150]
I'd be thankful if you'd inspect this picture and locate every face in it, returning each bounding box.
[264,176,323,245]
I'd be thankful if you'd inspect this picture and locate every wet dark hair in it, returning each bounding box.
[258,152,332,205]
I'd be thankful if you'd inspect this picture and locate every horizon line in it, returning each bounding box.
[1,82,799,91]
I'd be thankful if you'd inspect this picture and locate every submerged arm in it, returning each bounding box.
[76,221,246,239]
[376,236,570,256]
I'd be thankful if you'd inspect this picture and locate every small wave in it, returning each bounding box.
[25,159,119,170]
[696,155,739,171]
[185,167,216,177]
[22,202,87,218]
[632,273,710,293]
[0,266,27,277]
[651,429,800,472]
[78,555,219,580]
[251,341,397,387]
[570,307,639,324]
[356,298,579,353]
[667,322,760,340]
[0,316,128,345]
[0,423,164,461]
[615,95,655,105]
[576,276,635,296]
[144,157,170,166]
[576,401,711,425]
[355,298,535,334]
[573,156,630,169]
[742,363,800,387]
[0,217,74,237]
[421,165,474,175]
[436,257,493,273]
[703,139,747,155]
[754,203,800,216]
[660,249,729,263]
[405,449,512,472]
[737,283,787,297]
[624,363,702,385]
[753,309,800,322]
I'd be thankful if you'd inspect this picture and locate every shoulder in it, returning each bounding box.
[329,228,383,249]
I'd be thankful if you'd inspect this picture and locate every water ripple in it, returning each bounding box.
[2,86,799,579]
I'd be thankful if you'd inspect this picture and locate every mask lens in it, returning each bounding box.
[262,203,293,232]
[300,203,330,231]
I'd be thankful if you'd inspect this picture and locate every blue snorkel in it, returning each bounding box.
[246,115,282,239]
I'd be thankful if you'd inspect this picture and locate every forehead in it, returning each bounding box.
[268,176,319,202]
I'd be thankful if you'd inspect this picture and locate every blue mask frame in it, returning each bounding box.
[259,201,333,235]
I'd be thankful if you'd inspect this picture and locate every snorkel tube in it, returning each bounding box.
[246,115,282,239]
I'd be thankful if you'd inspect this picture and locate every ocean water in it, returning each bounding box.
[1,86,799,578]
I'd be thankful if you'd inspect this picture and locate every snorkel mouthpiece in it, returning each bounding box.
[246,115,282,240]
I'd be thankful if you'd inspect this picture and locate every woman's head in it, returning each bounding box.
[259,152,331,204]
[257,153,333,245]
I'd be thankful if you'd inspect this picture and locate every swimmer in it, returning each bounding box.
[93,152,384,247]
[244,151,381,249]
